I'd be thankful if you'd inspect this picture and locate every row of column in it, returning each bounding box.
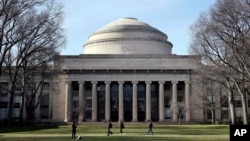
[64,81,191,122]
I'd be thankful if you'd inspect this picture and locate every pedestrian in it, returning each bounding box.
[107,120,113,136]
[72,121,77,139]
[147,120,153,135]
[119,120,125,135]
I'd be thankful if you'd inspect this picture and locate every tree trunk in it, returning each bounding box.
[7,90,14,125]
[228,90,235,125]
[211,109,215,124]
[241,93,248,125]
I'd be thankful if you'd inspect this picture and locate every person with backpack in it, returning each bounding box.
[119,120,125,135]
[72,121,77,139]
[147,120,153,135]
[107,120,113,136]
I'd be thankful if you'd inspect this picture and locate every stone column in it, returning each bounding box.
[132,81,138,122]
[172,81,178,122]
[91,81,98,122]
[145,81,151,121]
[105,81,111,121]
[118,81,124,121]
[159,81,165,122]
[65,81,72,122]
[185,81,191,121]
[78,81,85,122]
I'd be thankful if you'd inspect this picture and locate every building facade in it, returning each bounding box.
[54,17,201,123]
[1,17,241,123]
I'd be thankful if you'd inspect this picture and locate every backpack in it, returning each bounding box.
[109,122,113,128]
[121,123,125,128]
[149,122,153,128]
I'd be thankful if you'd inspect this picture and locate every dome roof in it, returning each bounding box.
[83,18,173,54]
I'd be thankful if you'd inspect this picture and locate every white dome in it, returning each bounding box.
[83,18,173,54]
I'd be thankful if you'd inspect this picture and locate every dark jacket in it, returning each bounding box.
[108,122,113,129]
[72,123,77,132]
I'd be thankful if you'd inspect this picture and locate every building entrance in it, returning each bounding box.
[97,83,105,121]
[138,82,146,121]
[124,83,132,121]
[110,83,118,121]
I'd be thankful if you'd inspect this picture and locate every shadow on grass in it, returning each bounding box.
[0,125,59,133]
[0,136,229,141]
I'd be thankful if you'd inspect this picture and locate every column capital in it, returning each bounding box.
[118,81,124,84]
[158,81,165,84]
[66,81,72,84]
[171,81,178,84]
[78,81,85,84]
[145,81,152,84]
[105,81,111,84]
[132,81,138,84]
[91,81,98,84]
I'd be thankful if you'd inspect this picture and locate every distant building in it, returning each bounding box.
[0,18,244,123]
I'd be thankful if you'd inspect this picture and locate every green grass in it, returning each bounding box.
[0,123,229,141]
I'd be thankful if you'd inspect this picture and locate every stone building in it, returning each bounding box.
[55,17,200,123]
[0,18,233,123]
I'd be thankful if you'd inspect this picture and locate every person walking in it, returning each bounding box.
[119,120,125,135]
[147,120,153,135]
[72,121,77,139]
[107,120,113,136]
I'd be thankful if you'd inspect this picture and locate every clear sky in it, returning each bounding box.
[59,0,216,55]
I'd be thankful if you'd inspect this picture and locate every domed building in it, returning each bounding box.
[53,17,203,123]
[0,18,233,123]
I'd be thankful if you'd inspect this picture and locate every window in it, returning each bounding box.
[164,96,170,108]
[221,110,229,119]
[13,108,20,118]
[40,94,49,119]
[177,95,184,102]
[0,82,8,94]
[221,96,228,107]
[0,109,7,119]
[207,110,213,119]
[0,94,8,108]
[234,96,242,107]
[13,96,21,108]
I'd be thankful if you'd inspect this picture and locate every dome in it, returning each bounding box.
[83,18,173,54]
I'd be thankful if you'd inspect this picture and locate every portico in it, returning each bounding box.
[63,71,191,122]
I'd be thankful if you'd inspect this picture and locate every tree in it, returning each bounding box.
[191,75,222,124]
[189,0,250,124]
[0,0,65,124]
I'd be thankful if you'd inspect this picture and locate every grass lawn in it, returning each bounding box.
[0,123,229,141]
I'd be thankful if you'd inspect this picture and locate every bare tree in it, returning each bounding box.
[189,0,250,125]
[191,75,222,124]
[0,0,65,124]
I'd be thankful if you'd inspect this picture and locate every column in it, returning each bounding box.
[64,81,72,122]
[185,81,191,121]
[118,81,124,121]
[172,81,178,122]
[145,81,151,121]
[132,81,138,122]
[91,81,98,121]
[105,81,111,121]
[78,81,85,122]
[159,81,165,122]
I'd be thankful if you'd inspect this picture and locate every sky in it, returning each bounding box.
[59,0,217,55]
